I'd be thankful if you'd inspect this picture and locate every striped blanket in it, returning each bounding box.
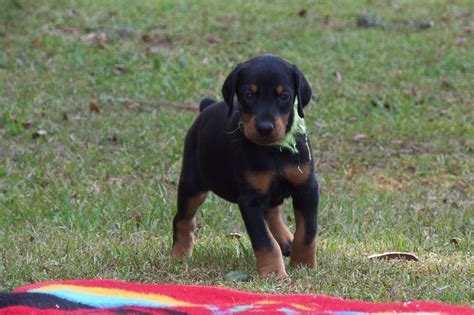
[0,279,472,314]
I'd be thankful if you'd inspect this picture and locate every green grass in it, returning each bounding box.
[0,0,473,305]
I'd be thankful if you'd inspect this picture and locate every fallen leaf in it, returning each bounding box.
[298,8,307,17]
[141,33,153,42]
[390,139,405,146]
[454,37,466,46]
[205,34,223,44]
[371,96,384,108]
[32,130,47,139]
[96,32,107,49]
[180,105,199,113]
[115,28,132,38]
[132,212,142,227]
[414,20,433,29]
[323,15,330,25]
[348,166,355,178]
[456,12,472,20]
[148,40,172,54]
[81,32,107,49]
[108,133,118,142]
[333,71,342,83]
[449,237,462,247]
[464,22,474,33]
[114,64,130,74]
[127,102,141,112]
[225,271,250,282]
[89,100,101,113]
[226,232,242,239]
[352,133,368,142]
[22,120,32,129]
[62,27,80,35]
[441,15,450,22]
[67,9,77,18]
[368,252,419,261]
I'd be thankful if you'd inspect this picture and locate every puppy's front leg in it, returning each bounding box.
[290,176,319,268]
[239,195,287,277]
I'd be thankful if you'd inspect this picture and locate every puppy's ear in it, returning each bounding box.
[222,63,241,116]
[292,65,312,118]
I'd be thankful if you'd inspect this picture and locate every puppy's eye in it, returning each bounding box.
[279,92,290,102]
[243,91,253,101]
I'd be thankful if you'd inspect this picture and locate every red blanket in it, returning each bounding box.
[0,279,472,314]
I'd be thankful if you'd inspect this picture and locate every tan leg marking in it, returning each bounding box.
[283,163,311,186]
[267,205,293,253]
[171,192,208,260]
[245,170,275,194]
[254,223,287,277]
[290,209,316,268]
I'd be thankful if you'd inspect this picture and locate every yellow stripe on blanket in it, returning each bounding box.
[34,284,198,307]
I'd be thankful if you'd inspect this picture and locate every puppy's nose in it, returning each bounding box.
[256,121,274,136]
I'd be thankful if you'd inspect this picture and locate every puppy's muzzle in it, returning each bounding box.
[256,120,274,137]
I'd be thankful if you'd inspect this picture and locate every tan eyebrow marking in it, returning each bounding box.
[276,85,284,95]
[250,84,258,93]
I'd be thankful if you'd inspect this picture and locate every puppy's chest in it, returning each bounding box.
[244,163,311,195]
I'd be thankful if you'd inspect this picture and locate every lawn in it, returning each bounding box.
[0,0,472,305]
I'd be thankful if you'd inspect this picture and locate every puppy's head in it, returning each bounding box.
[222,55,311,146]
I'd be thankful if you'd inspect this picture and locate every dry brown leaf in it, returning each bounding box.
[205,34,223,44]
[352,133,368,142]
[348,166,355,178]
[323,15,330,25]
[180,105,199,113]
[390,139,405,146]
[449,237,462,247]
[81,32,107,49]
[96,32,107,49]
[464,22,474,33]
[32,130,47,139]
[405,165,416,174]
[456,12,472,20]
[22,120,33,129]
[114,65,130,74]
[368,252,419,261]
[62,27,80,35]
[226,232,242,239]
[132,212,142,227]
[127,102,141,113]
[454,37,467,46]
[149,40,172,54]
[298,8,307,17]
[89,100,101,113]
[141,33,153,42]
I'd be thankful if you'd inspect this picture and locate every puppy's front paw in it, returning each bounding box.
[289,242,316,268]
[255,248,287,277]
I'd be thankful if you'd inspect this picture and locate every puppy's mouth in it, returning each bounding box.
[248,136,280,146]
[243,132,285,146]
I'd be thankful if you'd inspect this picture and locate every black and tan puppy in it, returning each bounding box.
[171,55,319,277]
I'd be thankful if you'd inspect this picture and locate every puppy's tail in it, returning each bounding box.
[199,97,217,113]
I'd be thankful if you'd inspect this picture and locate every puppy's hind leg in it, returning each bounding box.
[172,133,208,260]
